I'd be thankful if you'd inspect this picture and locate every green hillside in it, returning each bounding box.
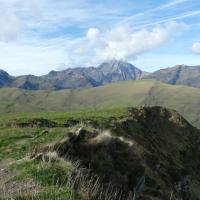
[1,107,200,200]
[0,79,200,128]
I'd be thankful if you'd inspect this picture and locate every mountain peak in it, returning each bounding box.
[0,69,13,87]
[98,59,143,81]
[107,58,127,64]
[100,59,134,68]
[48,70,58,76]
[0,69,10,76]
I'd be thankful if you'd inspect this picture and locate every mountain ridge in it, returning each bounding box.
[144,64,200,87]
[1,60,200,90]
[0,59,146,90]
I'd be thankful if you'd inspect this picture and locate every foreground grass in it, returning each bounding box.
[0,107,128,125]
[0,108,129,199]
[1,106,200,199]
[0,107,128,160]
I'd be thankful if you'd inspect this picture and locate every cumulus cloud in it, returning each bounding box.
[192,42,200,54]
[86,28,100,43]
[82,21,187,64]
[0,0,190,75]
[0,0,49,42]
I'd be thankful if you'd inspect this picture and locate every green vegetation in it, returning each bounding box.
[1,106,200,199]
[0,108,129,199]
[0,79,200,129]
[0,107,127,126]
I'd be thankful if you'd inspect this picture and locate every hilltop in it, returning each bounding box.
[1,106,200,200]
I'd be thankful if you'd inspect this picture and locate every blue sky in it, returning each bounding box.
[0,0,200,75]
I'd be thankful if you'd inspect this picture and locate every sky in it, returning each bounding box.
[0,0,200,75]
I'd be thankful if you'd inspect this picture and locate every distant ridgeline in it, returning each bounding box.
[0,59,200,90]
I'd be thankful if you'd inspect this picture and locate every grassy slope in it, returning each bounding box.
[143,81,200,128]
[0,80,153,111]
[0,108,128,199]
[1,107,200,199]
[0,79,200,128]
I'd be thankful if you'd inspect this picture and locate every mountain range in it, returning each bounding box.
[1,59,200,90]
[0,59,146,90]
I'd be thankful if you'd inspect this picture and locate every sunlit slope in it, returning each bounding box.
[0,80,154,111]
[0,79,200,128]
[142,82,200,128]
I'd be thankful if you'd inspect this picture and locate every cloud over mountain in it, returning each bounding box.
[82,21,187,64]
[0,0,199,75]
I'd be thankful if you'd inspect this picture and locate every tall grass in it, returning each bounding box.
[1,150,132,200]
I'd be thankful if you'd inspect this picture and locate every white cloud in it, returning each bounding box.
[0,0,20,42]
[82,21,187,64]
[192,42,200,54]
[0,21,187,75]
[86,28,100,43]
[0,0,195,75]
[0,14,19,42]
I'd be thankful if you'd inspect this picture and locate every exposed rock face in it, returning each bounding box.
[98,59,144,83]
[144,65,200,88]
